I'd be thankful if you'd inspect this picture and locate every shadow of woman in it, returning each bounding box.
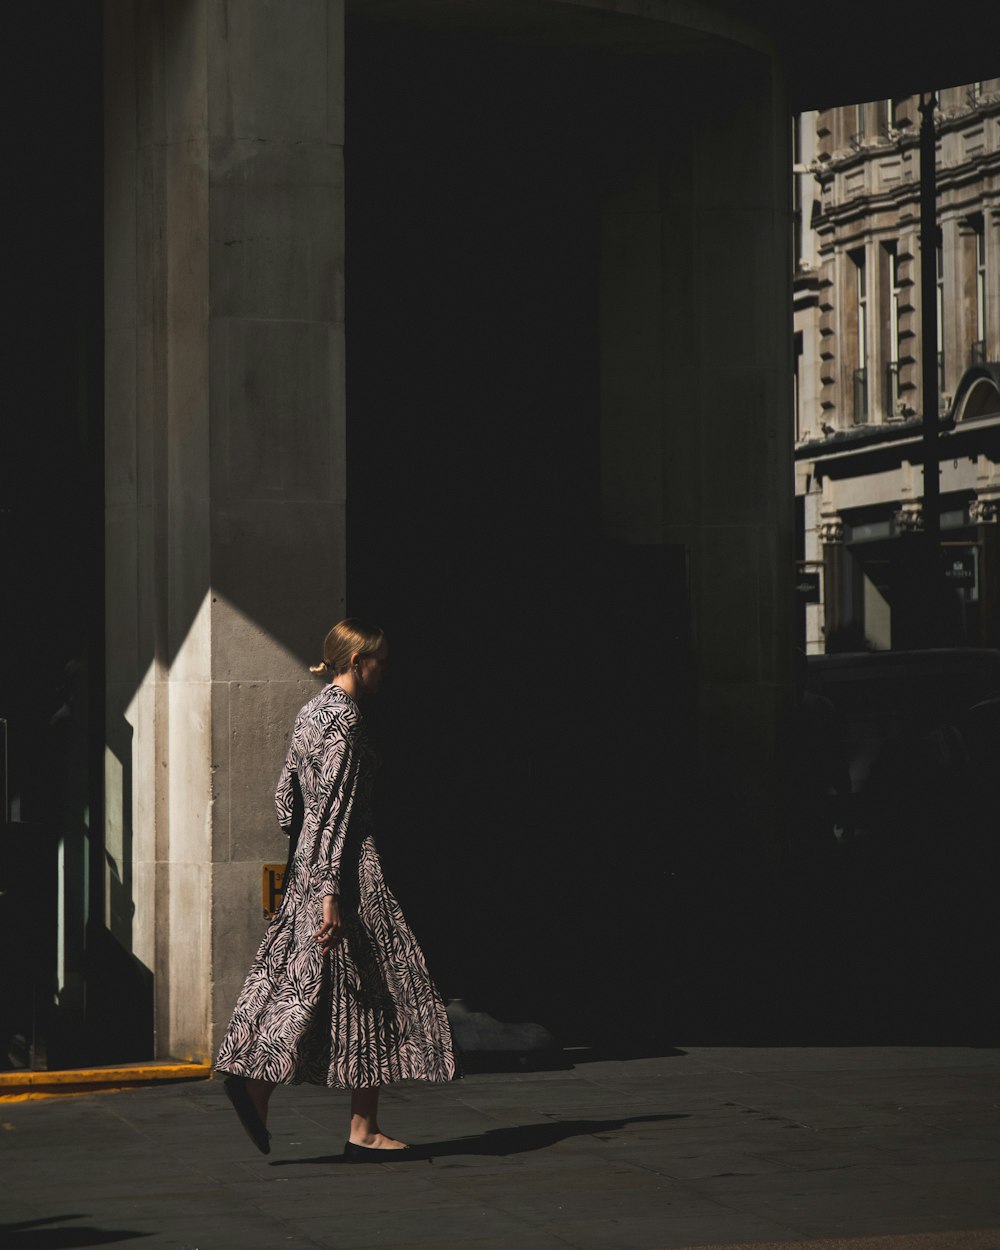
[271,1111,690,1166]
[0,1215,147,1248]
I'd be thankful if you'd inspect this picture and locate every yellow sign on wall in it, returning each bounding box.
[262,864,286,919]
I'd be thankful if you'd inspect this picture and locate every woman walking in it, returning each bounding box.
[216,619,457,1158]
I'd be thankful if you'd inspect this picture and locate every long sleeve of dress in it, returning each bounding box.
[274,744,297,833]
[305,725,362,901]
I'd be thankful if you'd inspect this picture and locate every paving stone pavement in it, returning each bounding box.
[1,1047,999,1250]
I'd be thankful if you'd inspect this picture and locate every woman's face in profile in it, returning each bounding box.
[361,644,390,695]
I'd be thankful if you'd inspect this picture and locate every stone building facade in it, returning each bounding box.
[795,85,1000,653]
[13,4,1000,1070]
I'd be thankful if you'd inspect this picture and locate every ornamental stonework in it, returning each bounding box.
[970,497,1000,524]
[894,503,924,533]
[817,517,845,544]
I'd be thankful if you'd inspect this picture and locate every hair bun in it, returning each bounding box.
[313,620,386,680]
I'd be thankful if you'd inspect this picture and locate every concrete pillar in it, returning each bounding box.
[104,0,346,1061]
[599,50,794,844]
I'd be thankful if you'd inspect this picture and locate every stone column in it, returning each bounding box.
[802,477,825,654]
[818,516,849,649]
[892,503,932,649]
[104,0,346,1061]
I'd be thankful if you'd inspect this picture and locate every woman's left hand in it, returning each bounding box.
[314,895,344,952]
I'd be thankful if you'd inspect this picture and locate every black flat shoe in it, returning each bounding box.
[343,1139,410,1162]
[223,1075,271,1155]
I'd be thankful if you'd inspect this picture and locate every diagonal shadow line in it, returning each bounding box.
[270,1111,690,1166]
[0,1215,150,1249]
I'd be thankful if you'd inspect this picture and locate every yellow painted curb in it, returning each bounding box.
[0,1061,212,1101]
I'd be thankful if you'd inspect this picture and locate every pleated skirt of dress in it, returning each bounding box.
[216,837,458,1088]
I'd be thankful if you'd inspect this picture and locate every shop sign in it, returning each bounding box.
[941,549,976,589]
[795,570,821,604]
[262,863,286,919]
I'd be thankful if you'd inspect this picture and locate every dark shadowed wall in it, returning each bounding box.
[345,24,730,1043]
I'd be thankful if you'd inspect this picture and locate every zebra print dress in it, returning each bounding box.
[216,682,458,1088]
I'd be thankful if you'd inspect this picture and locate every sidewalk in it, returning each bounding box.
[1,1046,998,1250]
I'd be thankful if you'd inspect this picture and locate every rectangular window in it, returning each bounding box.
[886,243,901,415]
[794,330,803,441]
[852,248,869,422]
[937,236,946,392]
[792,116,803,269]
[974,216,987,364]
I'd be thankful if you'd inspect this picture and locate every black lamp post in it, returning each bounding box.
[919,91,942,643]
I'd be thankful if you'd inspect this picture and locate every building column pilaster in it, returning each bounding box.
[818,515,850,649]
[104,0,347,1060]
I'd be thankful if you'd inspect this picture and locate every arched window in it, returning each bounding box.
[956,376,1000,422]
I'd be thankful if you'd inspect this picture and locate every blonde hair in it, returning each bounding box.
[309,618,386,677]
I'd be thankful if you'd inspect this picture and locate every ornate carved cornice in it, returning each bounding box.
[970,496,1000,524]
[817,517,845,544]
[894,503,924,533]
